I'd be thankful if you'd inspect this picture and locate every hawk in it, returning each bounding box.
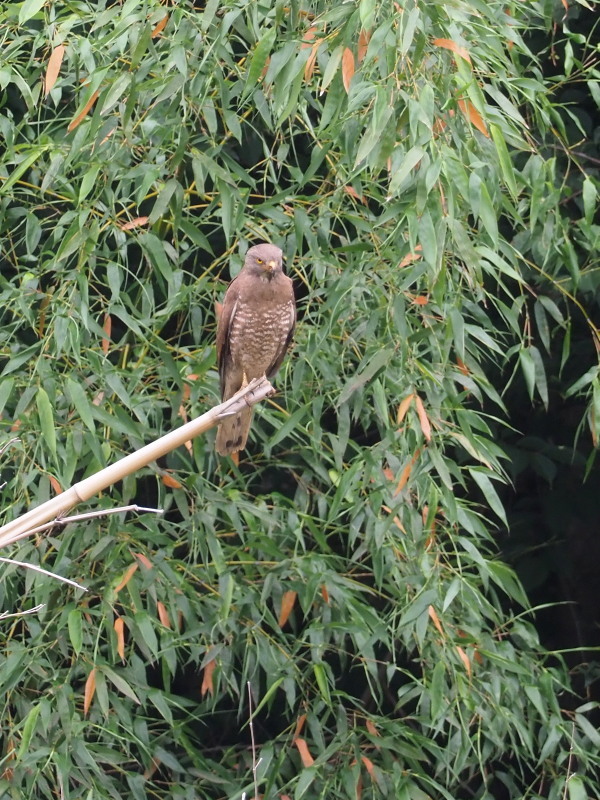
[215,243,296,455]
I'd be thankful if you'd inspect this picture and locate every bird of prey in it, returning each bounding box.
[215,243,296,455]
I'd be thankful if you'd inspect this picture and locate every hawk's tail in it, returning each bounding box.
[215,407,254,455]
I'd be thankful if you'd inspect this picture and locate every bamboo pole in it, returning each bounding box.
[0,377,273,548]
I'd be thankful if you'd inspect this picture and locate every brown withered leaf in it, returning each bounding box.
[457,98,489,137]
[67,88,100,133]
[45,45,65,96]
[456,645,472,677]
[162,472,183,489]
[151,14,169,38]
[294,738,315,767]
[341,47,355,93]
[134,552,152,570]
[433,37,472,64]
[201,657,216,697]
[357,29,371,63]
[120,216,149,231]
[48,474,63,494]
[428,604,444,636]
[396,393,414,425]
[114,616,125,660]
[84,667,96,716]
[157,601,171,629]
[304,42,319,83]
[101,313,111,354]
[293,713,307,741]
[361,755,378,782]
[278,590,297,627]
[114,562,138,594]
[414,395,432,441]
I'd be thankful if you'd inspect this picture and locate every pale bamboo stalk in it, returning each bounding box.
[0,377,273,548]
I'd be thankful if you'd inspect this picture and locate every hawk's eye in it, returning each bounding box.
[256,258,263,264]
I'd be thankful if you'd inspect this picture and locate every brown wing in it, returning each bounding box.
[216,277,241,399]
[266,277,296,379]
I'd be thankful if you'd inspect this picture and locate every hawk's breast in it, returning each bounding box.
[229,297,294,378]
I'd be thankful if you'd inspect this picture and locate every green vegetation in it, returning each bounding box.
[1,0,599,798]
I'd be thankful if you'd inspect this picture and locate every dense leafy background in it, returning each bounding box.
[1,0,599,798]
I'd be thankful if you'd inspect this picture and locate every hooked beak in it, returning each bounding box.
[267,260,277,271]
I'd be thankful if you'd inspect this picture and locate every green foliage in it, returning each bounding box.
[1,0,599,798]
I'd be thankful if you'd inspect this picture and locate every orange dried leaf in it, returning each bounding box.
[413,295,429,306]
[433,37,472,64]
[394,453,416,495]
[343,185,365,203]
[114,562,138,594]
[45,45,65,96]
[301,25,318,48]
[365,718,379,738]
[231,451,239,466]
[121,216,149,231]
[341,47,355,93]
[361,755,377,781]
[304,42,319,82]
[162,473,183,489]
[134,552,152,570]
[48,474,63,495]
[456,357,469,376]
[114,616,125,660]
[456,645,472,676]
[399,245,422,267]
[201,657,216,697]
[358,28,371,63]
[157,601,171,629]
[414,395,432,441]
[396,393,414,424]
[321,584,330,605]
[293,713,307,741]
[214,300,223,321]
[84,667,96,716]
[294,737,315,768]
[102,313,111,354]
[67,88,100,133]
[457,98,489,137]
[151,13,169,38]
[143,756,160,780]
[428,604,444,636]
[278,590,297,627]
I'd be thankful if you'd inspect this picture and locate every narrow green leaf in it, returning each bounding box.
[567,776,587,800]
[468,469,507,524]
[102,667,141,704]
[388,146,424,195]
[36,386,57,457]
[338,348,394,404]
[582,176,596,224]
[519,347,536,401]
[17,704,41,757]
[68,609,83,656]
[490,124,518,199]
[0,147,47,195]
[19,0,45,24]
[66,377,96,434]
[244,28,277,96]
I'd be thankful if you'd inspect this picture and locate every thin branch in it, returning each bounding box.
[0,556,87,590]
[0,603,45,620]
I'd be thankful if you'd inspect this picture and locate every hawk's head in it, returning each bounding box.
[244,243,284,279]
